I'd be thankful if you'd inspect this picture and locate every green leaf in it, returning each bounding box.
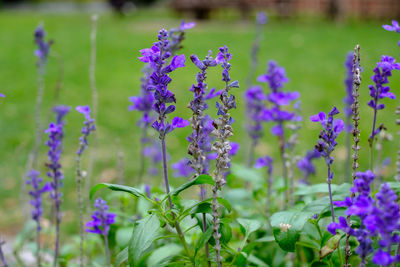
[231,163,263,189]
[172,174,214,196]
[194,226,213,257]
[237,218,262,238]
[90,183,147,200]
[320,234,341,259]
[294,184,337,196]
[270,211,314,252]
[146,243,182,267]
[116,247,128,267]
[254,236,275,243]
[247,254,269,267]
[116,227,133,248]
[128,214,160,267]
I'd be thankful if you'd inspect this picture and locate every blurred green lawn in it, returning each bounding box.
[1,9,400,233]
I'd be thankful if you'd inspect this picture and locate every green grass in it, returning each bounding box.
[0,9,400,234]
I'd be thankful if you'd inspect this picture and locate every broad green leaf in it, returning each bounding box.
[90,183,147,200]
[295,184,338,196]
[146,243,182,267]
[254,236,275,243]
[116,247,128,267]
[194,226,213,257]
[270,211,314,252]
[237,218,262,248]
[247,254,269,267]
[128,214,160,267]
[172,174,214,196]
[116,227,133,248]
[231,163,263,189]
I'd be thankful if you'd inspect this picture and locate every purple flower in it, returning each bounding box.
[34,25,52,64]
[139,29,188,139]
[258,61,299,137]
[45,105,70,221]
[172,158,194,177]
[0,93,4,98]
[26,169,51,231]
[244,86,266,144]
[383,20,400,33]
[168,21,195,56]
[76,105,96,155]
[297,149,321,184]
[256,12,268,25]
[311,107,344,179]
[343,52,354,120]
[86,198,116,236]
[254,156,273,174]
[144,184,151,198]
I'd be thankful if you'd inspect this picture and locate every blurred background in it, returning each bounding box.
[0,0,400,262]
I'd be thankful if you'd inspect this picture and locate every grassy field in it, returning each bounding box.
[0,8,400,235]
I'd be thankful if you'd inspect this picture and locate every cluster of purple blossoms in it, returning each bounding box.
[368,55,400,139]
[328,171,400,266]
[26,169,51,231]
[310,106,344,181]
[383,20,400,46]
[296,149,321,184]
[168,21,195,56]
[45,106,70,218]
[258,60,299,136]
[76,105,96,155]
[244,86,266,145]
[255,155,273,173]
[86,198,116,236]
[34,25,52,64]
[138,29,189,138]
[344,52,354,129]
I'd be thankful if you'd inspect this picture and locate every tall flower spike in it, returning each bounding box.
[367,55,400,169]
[344,45,362,266]
[45,105,70,267]
[211,46,239,267]
[75,105,96,267]
[26,169,51,267]
[168,21,195,56]
[34,24,52,65]
[86,198,116,267]
[138,29,193,263]
[258,60,299,207]
[310,106,344,222]
[344,52,354,182]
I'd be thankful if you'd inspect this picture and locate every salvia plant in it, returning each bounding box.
[6,16,400,267]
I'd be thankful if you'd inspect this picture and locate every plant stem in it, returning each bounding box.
[0,236,8,267]
[266,168,272,217]
[278,123,289,209]
[200,185,211,267]
[86,14,99,205]
[345,117,351,183]
[327,165,335,223]
[54,198,60,267]
[369,107,378,171]
[160,138,194,266]
[211,182,223,267]
[75,156,84,267]
[36,221,41,267]
[104,233,110,267]
[138,127,147,183]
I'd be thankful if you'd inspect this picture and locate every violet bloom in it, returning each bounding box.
[169,21,195,56]
[311,106,344,222]
[0,93,4,98]
[258,60,299,136]
[244,86,266,147]
[255,155,273,172]
[27,170,51,231]
[369,184,400,266]
[383,20,400,33]
[86,198,116,266]
[368,56,400,140]
[76,105,96,155]
[328,170,375,265]
[344,52,354,127]
[297,149,321,184]
[172,158,194,177]
[138,29,189,138]
[86,198,116,236]
[34,25,52,64]
[45,105,70,264]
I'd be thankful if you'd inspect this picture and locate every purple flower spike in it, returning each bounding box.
[368,55,399,143]
[383,20,400,33]
[26,169,51,231]
[344,52,354,121]
[244,86,266,145]
[34,25,52,64]
[76,105,96,156]
[254,156,273,173]
[86,198,116,236]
